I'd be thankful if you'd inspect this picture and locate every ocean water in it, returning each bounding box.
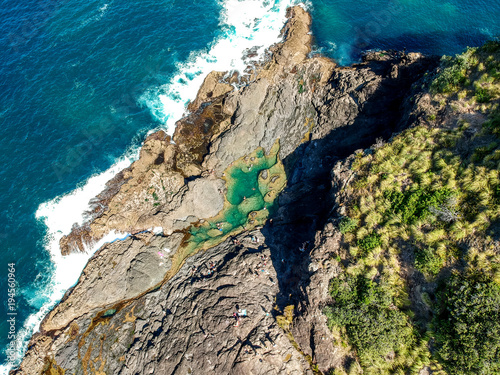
[0,0,499,372]
[310,0,500,65]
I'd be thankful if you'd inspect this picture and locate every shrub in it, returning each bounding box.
[335,45,500,371]
[415,247,444,276]
[481,40,500,53]
[431,54,472,93]
[485,108,500,136]
[384,188,451,225]
[325,274,415,370]
[475,87,492,103]
[357,233,382,252]
[339,217,358,234]
[434,272,500,374]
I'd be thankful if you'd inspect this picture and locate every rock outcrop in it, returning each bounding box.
[12,5,441,375]
[18,231,314,375]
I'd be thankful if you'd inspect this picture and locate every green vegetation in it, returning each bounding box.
[325,42,500,374]
[475,87,492,103]
[415,247,444,277]
[345,116,500,271]
[325,274,428,373]
[430,41,500,102]
[384,188,451,225]
[298,80,305,94]
[357,233,382,252]
[434,272,500,375]
[339,216,358,234]
[431,48,476,94]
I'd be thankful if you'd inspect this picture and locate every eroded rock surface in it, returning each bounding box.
[43,232,184,332]
[16,232,313,375]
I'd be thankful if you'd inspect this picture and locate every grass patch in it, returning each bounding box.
[343,119,500,273]
[475,87,492,103]
[431,41,500,98]
[415,247,445,277]
[339,217,358,234]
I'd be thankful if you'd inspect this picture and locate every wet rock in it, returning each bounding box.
[187,71,233,112]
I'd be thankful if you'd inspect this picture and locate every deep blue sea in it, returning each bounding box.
[0,0,499,372]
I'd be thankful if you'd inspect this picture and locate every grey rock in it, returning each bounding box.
[42,232,183,332]
[18,232,312,375]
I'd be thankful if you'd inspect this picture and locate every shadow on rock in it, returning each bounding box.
[262,53,439,314]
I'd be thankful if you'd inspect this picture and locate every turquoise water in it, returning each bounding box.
[189,144,281,244]
[310,0,500,65]
[1,0,499,371]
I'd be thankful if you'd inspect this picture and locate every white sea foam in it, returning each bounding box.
[1,154,136,374]
[151,227,164,234]
[3,1,300,373]
[4,229,129,367]
[36,156,135,239]
[140,0,297,134]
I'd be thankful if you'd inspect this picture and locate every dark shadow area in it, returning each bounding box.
[261,54,440,312]
[488,218,500,241]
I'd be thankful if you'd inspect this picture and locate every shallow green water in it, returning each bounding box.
[186,140,285,250]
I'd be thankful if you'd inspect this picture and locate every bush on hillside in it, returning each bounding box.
[325,274,415,370]
[434,272,500,375]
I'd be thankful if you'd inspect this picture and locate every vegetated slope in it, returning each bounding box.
[325,41,500,375]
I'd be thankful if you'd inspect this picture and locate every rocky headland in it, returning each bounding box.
[13,5,500,375]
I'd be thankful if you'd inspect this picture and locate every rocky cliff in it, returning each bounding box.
[12,6,445,375]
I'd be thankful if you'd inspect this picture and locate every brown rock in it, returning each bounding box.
[187,71,233,112]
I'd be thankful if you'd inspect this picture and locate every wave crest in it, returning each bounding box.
[140,0,295,133]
